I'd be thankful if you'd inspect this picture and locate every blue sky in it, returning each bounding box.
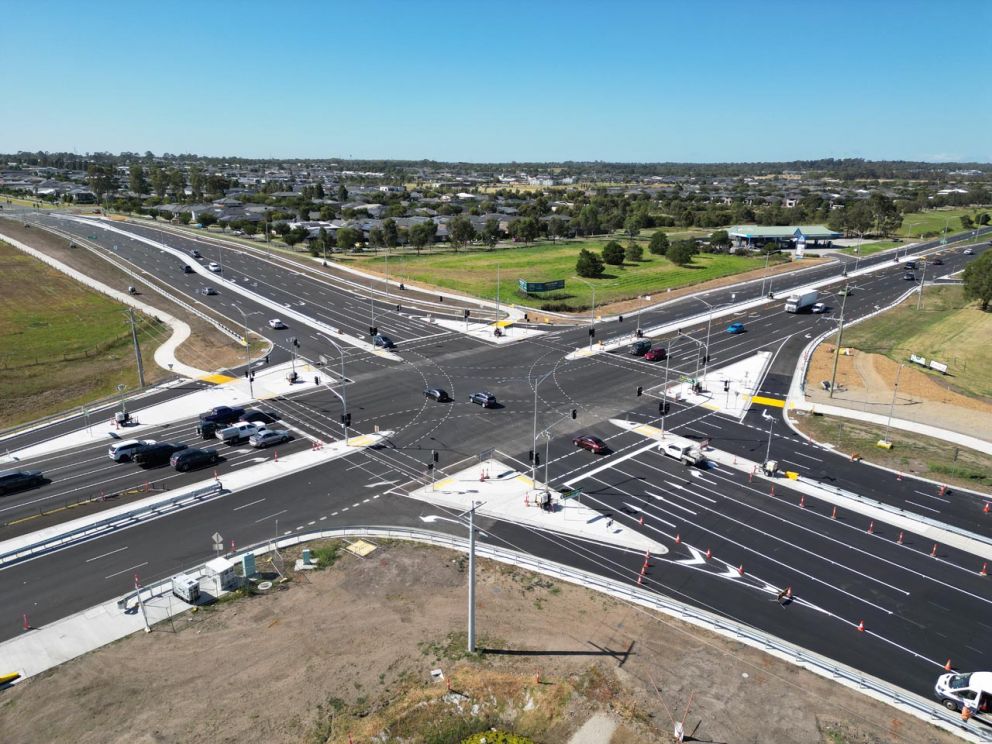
[2,0,989,162]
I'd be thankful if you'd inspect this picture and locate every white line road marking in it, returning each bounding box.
[105,561,148,580]
[914,489,950,503]
[790,450,823,462]
[233,498,266,511]
[905,500,941,513]
[308,521,316,525]
[646,491,698,515]
[562,441,660,487]
[254,509,287,523]
[86,546,128,563]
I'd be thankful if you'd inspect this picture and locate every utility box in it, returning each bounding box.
[241,553,257,578]
[203,556,238,596]
[172,574,201,604]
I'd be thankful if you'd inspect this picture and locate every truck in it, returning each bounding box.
[216,420,268,445]
[934,671,992,723]
[784,290,818,313]
[172,574,200,604]
[660,436,707,466]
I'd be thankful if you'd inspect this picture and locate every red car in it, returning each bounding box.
[643,347,667,362]
[573,435,608,454]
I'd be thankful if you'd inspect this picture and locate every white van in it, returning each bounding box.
[935,671,992,722]
[108,439,156,462]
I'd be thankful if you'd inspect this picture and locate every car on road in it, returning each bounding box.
[133,442,188,468]
[0,470,45,496]
[373,333,395,349]
[198,406,245,426]
[905,261,917,270]
[964,247,975,255]
[629,339,652,356]
[573,435,608,455]
[108,439,157,462]
[424,387,451,402]
[249,429,291,448]
[726,322,745,334]
[468,391,497,408]
[171,448,220,472]
[903,272,916,281]
[930,257,944,265]
[181,265,194,274]
[201,286,218,296]
[217,420,268,445]
[268,318,287,329]
[811,302,828,313]
[208,262,222,272]
[190,249,202,259]
[239,409,277,425]
[837,287,852,296]
[643,347,667,362]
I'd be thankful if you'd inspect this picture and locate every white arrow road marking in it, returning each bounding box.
[677,545,707,566]
[366,480,399,488]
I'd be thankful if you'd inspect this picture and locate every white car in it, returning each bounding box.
[268,318,287,329]
[811,302,828,313]
[208,262,222,272]
[963,248,975,255]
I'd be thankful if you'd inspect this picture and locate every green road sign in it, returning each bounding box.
[518,279,565,293]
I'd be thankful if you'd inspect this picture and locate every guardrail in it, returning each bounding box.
[114,526,990,743]
[0,482,223,568]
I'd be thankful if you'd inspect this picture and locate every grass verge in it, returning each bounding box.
[899,207,991,238]
[791,410,992,493]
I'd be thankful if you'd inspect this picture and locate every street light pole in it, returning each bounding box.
[532,370,554,483]
[882,364,903,445]
[467,500,476,653]
[318,333,348,438]
[573,276,597,349]
[234,304,253,399]
[828,284,851,398]
[764,414,775,463]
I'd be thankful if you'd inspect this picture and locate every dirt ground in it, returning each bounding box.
[0,218,256,375]
[0,542,964,744]
[805,342,992,441]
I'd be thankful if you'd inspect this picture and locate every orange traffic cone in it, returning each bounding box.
[867,520,874,534]
[931,543,939,557]
[857,619,865,632]
[984,502,990,514]
[705,548,712,560]
[945,659,953,671]
[799,495,806,508]
[981,562,988,577]
[638,515,644,525]
[674,533,681,545]
[737,564,745,576]
[897,531,904,545]
[831,506,837,519]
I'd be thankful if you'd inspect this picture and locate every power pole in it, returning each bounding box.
[127,308,146,388]
[828,286,850,398]
[468,500,477,654]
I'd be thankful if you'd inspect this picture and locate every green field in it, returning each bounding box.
[841,284,992,399]
[0,241,161,428]
[898,207,991,238]
[837,239,904,256]
[353,238,778,310]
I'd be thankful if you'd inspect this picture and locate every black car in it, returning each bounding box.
[182,265,194,274]
[190,249,202,259]
[905,261,917,270]
[425,387,451,402]
[468,391,497,408]
[171,448,219,472]
[0,470,44,496]
[931,257,944,265]
[199,406,245,425]
[239,409,277,425]
[134,442,188,468]
[373,334,395,349]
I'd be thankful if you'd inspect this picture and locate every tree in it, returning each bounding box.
[624,242,643,262]
[197,212,218,228]
[623,213,641,240]
[649,231,670,255]
[481,218,501,249]
[963,252,992,311]
[188,165,205,201]
[546,217,567,243]
[149,166,168,198]
[284,227,309,247]
[448,215,476,251]
[382,218,400,248]
[576,205,601,236]
[177,211,192,225]
[978,213,990,226]
[709,229,730,248]
[960,215,974,230]
[602,241,625,266]
[168,168,185,199]
[129,165,148,196]
[666,240,697,266]
[408,221,436,253]
[368,226,386,251]
[86,164,117,200]
[336,226,361,251]
[576,248,605,278]
[337,183,348,202]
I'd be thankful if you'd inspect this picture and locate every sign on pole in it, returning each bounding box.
[212,531,224,553]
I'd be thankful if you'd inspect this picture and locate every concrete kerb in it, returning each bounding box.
[71,217,401,362]
[2,526,986,743]
[0,231,208,379]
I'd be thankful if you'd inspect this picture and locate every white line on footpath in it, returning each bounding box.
[104,561,148,580]
[86,546,128,562]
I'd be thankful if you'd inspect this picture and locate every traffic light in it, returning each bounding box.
[659,401,670,415]
[588,328,596,338]
[528,449,534,462]
[618,315,623,323]
[534,451,540,466]
[635,328,643,338]
[571,409,577,419]
[636,386,643,397]
[432,450,439,463]
[463,309,470,318]
[369,326,378,337]
[427,462,434,472]
[723,380,730,392]
[341,413,351,426]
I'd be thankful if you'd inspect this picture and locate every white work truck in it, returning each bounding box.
[935,671,992,723]
[659,435,707,466]
[216,420,267,445]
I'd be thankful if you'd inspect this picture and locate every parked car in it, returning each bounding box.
[0,470,45,496]
[171,448,219,472]
[108,439,157,462]
[181,265,194,274]
[373,333,395,349]
[643,347,667,362]
[249,429,291,448]
[468,391,497,408]
[208,262,221,272]
[629,339,652,356]
[811,302,828,313]
[201,286,218,296]
[573,435,608,455]
[425,387,451,402]
[268,318,287,329]
[133,442,188,467]
[726,322,745,334]
[198,406,245,425]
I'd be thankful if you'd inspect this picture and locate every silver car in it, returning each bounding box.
[249,429,291,448]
